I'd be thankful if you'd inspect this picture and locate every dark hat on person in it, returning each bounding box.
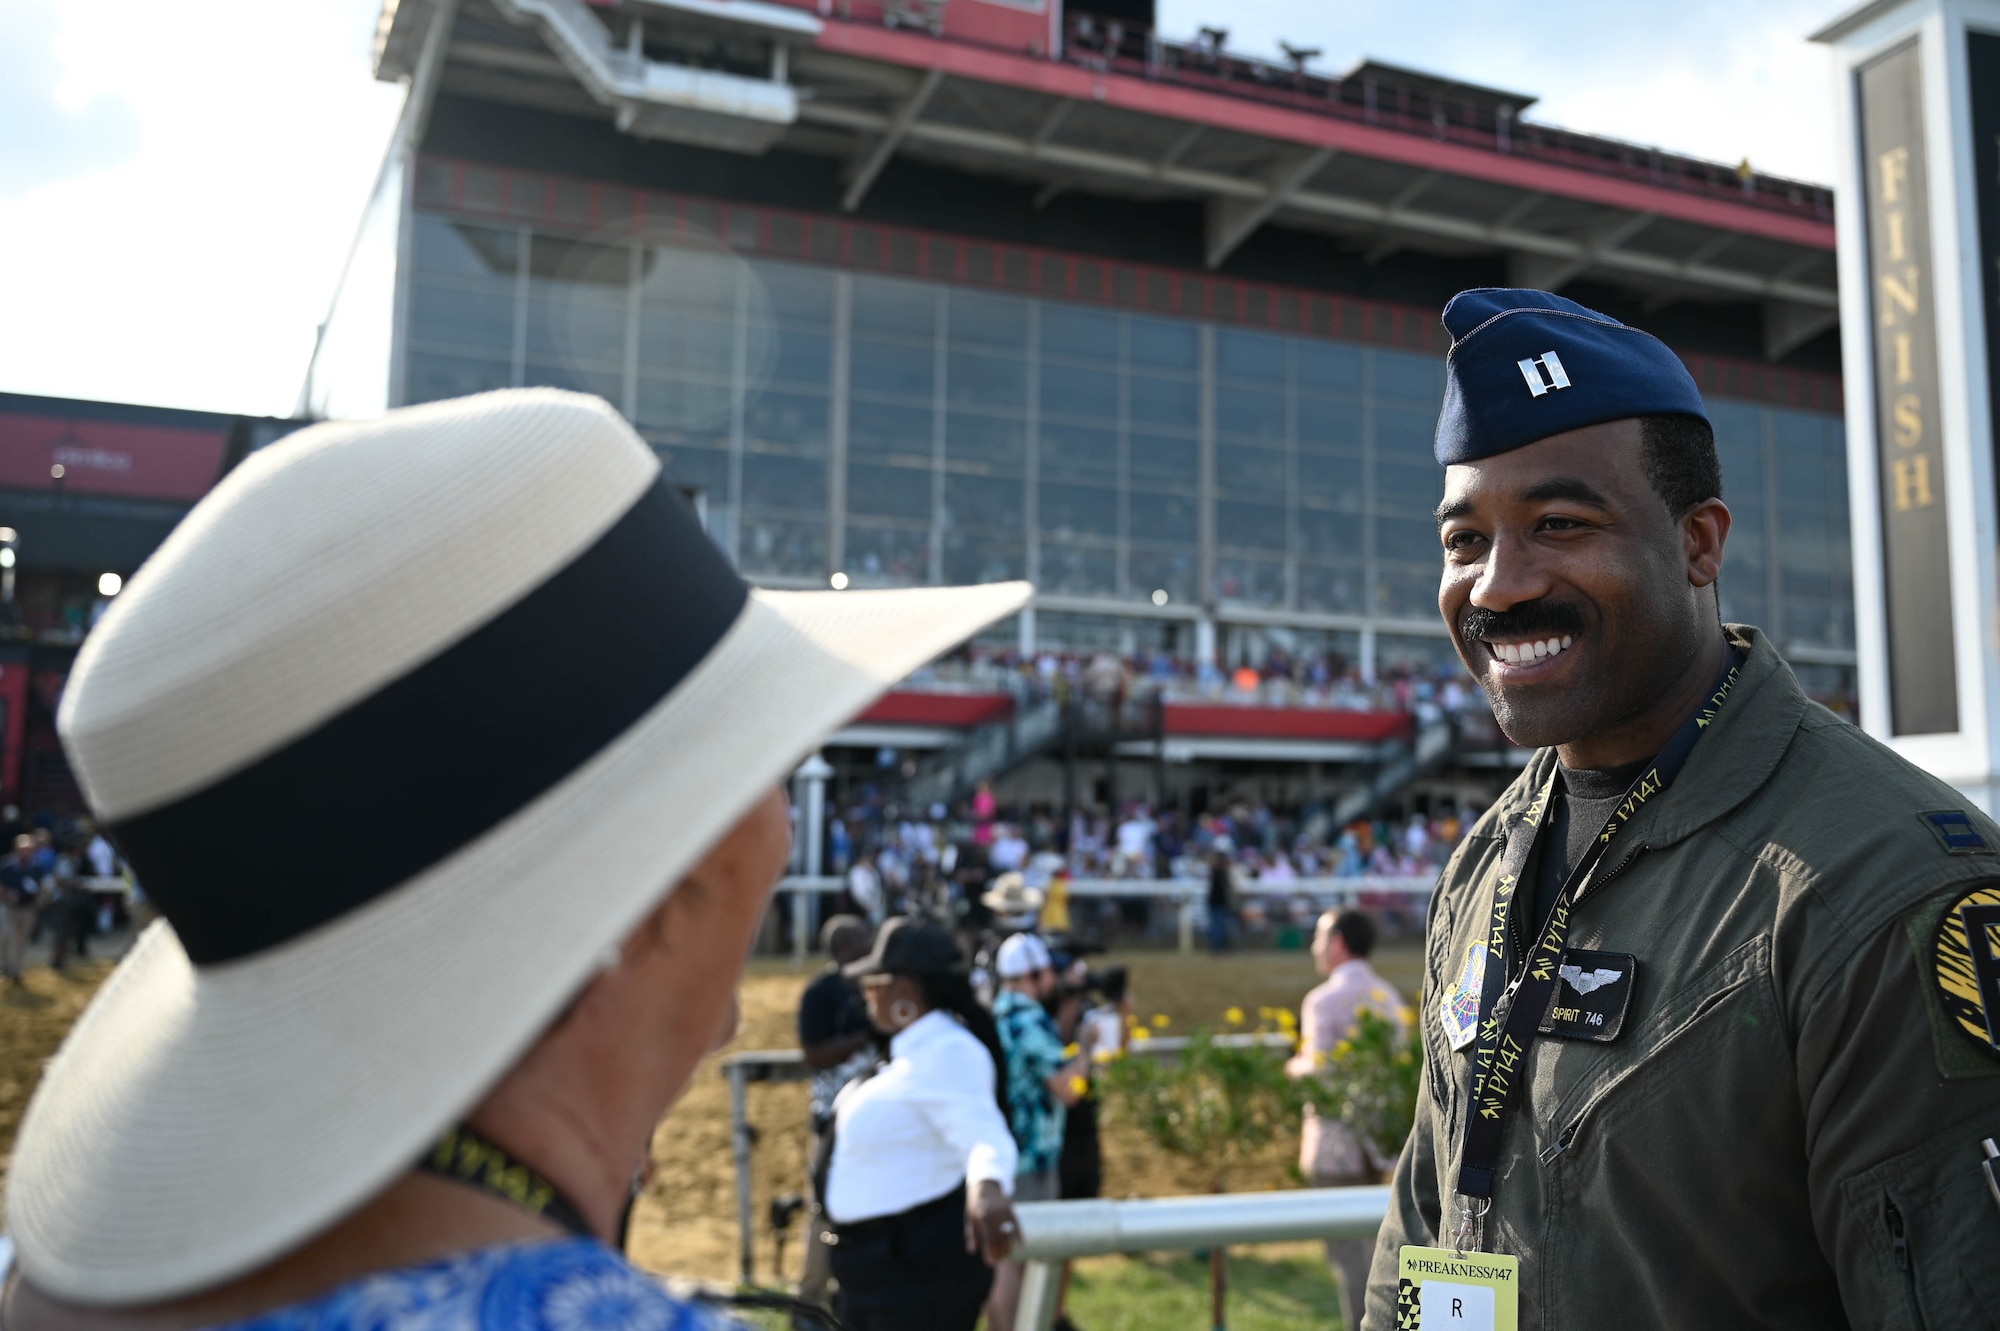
[1433,289,1708,465]
[843,916,963,977]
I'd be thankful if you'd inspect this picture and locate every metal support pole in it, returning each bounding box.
[1016,1259,1063,1331]
[1178,888,1195,956]
[792,885,813,970]
[728,1063,755,1284]
[793,753,833,969]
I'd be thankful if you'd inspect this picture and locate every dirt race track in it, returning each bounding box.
[0,943,1424,1285]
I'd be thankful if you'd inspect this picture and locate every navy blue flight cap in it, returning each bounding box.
[1434,289,1708,465]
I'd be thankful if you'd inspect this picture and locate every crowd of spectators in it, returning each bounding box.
[903,639,1861,726]
[905,641,1487,721]
[824,790,1471,949]
[835,793,1469,889]
[0,806,134,979]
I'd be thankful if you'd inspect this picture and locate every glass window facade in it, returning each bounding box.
[399,207,1854,665]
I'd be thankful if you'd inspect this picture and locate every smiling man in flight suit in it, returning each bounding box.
[1361,289,2000,1330]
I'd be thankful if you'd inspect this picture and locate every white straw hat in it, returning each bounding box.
[980,871,1045,916]
[5,389,1028,1304]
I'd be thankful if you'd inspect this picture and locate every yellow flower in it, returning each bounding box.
[1070,1076,1089,1097]
[1064,1043,1081,1059]
[1132,1026,1152,1041]
[1225,1006,1246,1025]
[1151,1014,1170,1029]
[1368,987,1389,1003]
[1276,1009,1298,1031]
[1398,1005,1417,1027]
[1332,1040,1355,1060]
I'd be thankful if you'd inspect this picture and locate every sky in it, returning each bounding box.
[0,0,1849,420]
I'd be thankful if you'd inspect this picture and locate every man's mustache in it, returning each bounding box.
[1458,600,1586,647]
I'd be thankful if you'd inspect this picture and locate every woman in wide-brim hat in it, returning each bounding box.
[2,390,1027,1328]
[820,917,1021,1331]
[980,871,1044,928]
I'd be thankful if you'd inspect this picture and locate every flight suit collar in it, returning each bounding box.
[1498,623,1804,852]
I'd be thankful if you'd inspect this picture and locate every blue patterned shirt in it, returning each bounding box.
[992,989,1066,1176]
[219,1240,747,1331]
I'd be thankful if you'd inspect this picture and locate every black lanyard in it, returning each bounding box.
[1450,651,1742,1252]
[417,1123,599,1239]
[422,1123,852,1331]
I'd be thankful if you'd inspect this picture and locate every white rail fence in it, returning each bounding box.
[772,873,1438,964]
[1010,1186,1392,1331]
[720,1033,1300,1286]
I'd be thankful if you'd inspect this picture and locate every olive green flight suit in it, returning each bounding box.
[1363,626,2000,1330]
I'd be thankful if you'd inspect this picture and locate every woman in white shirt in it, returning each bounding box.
[823,918,1021,1331]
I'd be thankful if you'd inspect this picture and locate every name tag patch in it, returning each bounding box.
[1536,948,1637,1042]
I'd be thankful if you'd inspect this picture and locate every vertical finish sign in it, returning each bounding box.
[1860,42,1958,735]
[1972,33,2000,539]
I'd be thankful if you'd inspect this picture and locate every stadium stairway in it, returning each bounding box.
[898,695,1067,811]
[1330,714,1460,826]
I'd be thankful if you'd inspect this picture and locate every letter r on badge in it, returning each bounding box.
[1518,351,1570,397]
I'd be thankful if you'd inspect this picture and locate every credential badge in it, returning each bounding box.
[1517,350,1571,398]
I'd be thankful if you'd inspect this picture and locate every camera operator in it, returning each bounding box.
[795,916,877,1314]
[1043,952,1129,1331]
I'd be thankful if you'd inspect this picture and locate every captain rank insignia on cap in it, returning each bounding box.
[1517,351,1570,397]
[1433,288,1707,466]
[1930,884,2000,1058]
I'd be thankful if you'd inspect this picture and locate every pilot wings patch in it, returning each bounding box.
[1560,964,1623,995]
[1538,948,1636,1043]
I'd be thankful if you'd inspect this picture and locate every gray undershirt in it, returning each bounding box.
[1529,758,1653,937]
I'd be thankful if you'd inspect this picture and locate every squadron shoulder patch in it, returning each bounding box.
[1439,942,1487,1052]
[1919,809,1992,856]
[1931,884,2000,1058]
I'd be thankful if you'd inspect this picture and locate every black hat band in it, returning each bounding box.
[107,477,748,965]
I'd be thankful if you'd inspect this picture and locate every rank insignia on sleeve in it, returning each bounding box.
[1931,884,2000,1057]
[1919,809,1992,856]
[1439,942,1486,1051]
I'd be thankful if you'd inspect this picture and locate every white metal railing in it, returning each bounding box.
[1010,1186,1392,1331]
[716,1033,1300,1281]
[773,873,1436,963]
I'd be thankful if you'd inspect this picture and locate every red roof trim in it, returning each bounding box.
[1164,704,1413,742]
[855,692,1017,727]
[414,156,1845,414]
[812,20,1836,252]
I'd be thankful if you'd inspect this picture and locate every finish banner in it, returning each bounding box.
[1858,41,1957,736]
[1971,32,2000,592]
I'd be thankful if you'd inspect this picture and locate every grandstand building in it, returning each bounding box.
[317,0,1850,810]
[0,394,304,808]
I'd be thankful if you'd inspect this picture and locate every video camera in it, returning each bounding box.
[1050,940,1126,1006]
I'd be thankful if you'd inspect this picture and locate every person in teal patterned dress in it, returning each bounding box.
[986,932,1096,1331]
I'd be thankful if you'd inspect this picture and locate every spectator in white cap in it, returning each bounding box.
[987,931,1094,1331]
[0,389,1028,1331]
